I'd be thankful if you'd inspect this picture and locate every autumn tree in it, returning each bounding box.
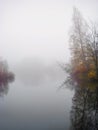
[69,7,98,80]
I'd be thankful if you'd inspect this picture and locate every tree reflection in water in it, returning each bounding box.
[70,81,98,130]
[0,77,14,97]
[0,59,14,96]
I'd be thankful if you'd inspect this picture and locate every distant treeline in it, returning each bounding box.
[0,59,14,83]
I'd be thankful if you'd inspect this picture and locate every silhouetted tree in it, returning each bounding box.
[0,59,14,96]
[70,84,98,130]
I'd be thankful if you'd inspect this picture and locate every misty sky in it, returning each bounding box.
[0,0,98,65]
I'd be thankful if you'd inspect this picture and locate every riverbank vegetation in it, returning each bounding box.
[68,7,98,84]
[0,59,14,96]
[0,59,14,83]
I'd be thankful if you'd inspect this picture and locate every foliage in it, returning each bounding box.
[69,7,98,82]
[88,70,96,79]
[0,59,15,96]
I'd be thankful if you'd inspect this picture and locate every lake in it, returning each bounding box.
[0,61,74,130]
[0,60,98,130]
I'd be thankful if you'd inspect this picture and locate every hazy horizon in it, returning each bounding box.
[0,0,98,67]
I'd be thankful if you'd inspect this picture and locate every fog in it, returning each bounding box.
[0,1,98,129]
[0,0,98,67]
[14,58,66,86]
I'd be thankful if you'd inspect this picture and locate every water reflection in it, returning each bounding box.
[0,60,70,130]
[0,59,15,96]
[70,82,98,130]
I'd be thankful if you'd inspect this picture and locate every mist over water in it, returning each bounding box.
[0,0,97,129]
[0,58,74,130]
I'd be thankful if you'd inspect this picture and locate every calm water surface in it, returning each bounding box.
[0,61,98,130]
[0,62,74,130]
